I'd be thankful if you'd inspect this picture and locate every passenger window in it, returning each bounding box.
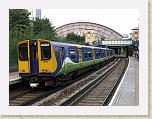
[88,52,91,58]
[95,52,100,57]
[19,43,28,61]
[84,52,88,58]
[102,52,105,57]
[95,52,98,57]
[41,43,51,60]
[69,50,76,60]
[107,51,109,56]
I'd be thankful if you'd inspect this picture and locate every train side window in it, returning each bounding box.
[107,51,109,56]
[95,52,98,57]
[41,43,51,60]
[69,50,76,61]
[101,50,106,57]
[95,52,100,58]
[19,43,28,61]
[84,51,88,58]
[88,52,91,58]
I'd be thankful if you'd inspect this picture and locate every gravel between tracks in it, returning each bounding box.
[32,59,118,106]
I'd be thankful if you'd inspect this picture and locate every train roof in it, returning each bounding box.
[18,39,114,50]
[51,41,112,50]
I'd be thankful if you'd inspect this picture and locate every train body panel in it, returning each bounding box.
[18,39,115,86]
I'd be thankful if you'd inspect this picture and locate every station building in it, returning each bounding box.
[130,27,139,40]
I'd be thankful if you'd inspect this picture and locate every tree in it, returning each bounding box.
[9,9,31,33]
[9,9,31,50]
[66,33,85,44]
[9,9,31,67]
[9,9,56,67]
[32,18,55,40]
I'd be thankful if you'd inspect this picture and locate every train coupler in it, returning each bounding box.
[29,77,44,88]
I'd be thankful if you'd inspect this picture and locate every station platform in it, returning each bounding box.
[9,72,21,85]
[109,57,139,106]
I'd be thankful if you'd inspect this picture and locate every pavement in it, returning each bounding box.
[9,71,21,85]
[109,57,139,106]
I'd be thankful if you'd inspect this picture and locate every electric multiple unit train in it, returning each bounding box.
[18,39,115,87]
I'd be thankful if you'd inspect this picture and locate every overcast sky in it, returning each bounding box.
[32,9,139,35]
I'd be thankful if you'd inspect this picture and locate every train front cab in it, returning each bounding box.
[18,39,57,87]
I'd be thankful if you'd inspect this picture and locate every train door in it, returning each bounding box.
[92,49,94,60]
[59,47,64,66]
[106,50,108,57]
[59,47,63,64]
[59,47,65,74]
[30,41,38,75]
[78,48,82,63]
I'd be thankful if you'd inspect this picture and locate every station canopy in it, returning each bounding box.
[55,22,123,45]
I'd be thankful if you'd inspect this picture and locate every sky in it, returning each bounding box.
[32,9,139,35]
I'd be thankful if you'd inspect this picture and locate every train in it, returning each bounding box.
[18,39,115,87]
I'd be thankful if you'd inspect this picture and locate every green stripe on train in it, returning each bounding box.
[57,56,113,75]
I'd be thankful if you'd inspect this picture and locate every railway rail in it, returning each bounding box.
[9,58,126,106]
[10,87,58,106]
[34,58,121,106]
[59,58,128,106]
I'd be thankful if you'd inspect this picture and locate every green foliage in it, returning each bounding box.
[9,9,31,52]
[9,9,86,68]
[9,9,31,31]
[32,18,55,40]
[65,32,85,45]
[9,9,56,67]
[9,9,32,67]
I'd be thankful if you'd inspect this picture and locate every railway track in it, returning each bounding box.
[35,58,121,106]
[9,58,121,106]
[59,58,128,106]
[10,87,50,106]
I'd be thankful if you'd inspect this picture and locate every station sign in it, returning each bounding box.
[102,40,132,46]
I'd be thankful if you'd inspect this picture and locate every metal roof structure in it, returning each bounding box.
[55,22,123,45]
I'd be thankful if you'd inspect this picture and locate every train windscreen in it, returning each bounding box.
[18,43,28,61]
[41,42,51,60]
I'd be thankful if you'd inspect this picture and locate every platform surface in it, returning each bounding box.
[110,57,139,106]
[9,72,21,85]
